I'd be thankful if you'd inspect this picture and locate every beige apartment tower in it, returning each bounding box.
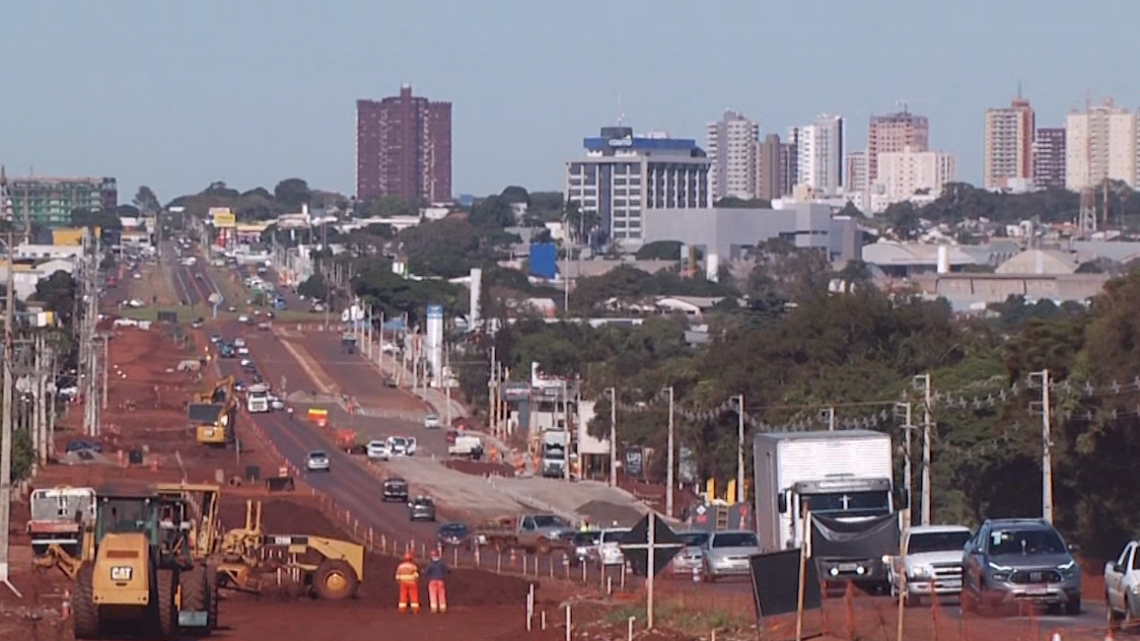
[868,110,929,183]
[1065,99,1138,190]
[983,98,1035,190]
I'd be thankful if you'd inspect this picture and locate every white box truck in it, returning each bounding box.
[246,383,270,413]
[753,429,902,589]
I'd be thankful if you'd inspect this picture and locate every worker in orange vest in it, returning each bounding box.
[395,552,421,613]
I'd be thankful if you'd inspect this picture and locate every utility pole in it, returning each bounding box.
[488,346,498,437]
[913,374,933,526]
[666,386,675,518]
[561,381,570,482]
[894,401,914,528]
[821,406,836,431]
[443,343,452,426]
[734,394,745,504]
[101,336,109,412]
[1030,369,1054,524]
[607,387,617,487]
[0,171,20,593]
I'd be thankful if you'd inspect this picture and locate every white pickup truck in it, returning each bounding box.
[887,524,972,607]
[1106,540,1140,625]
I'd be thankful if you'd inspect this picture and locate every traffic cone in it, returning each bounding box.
[1051,632,1062,641]
[1106,629,1115,641]
[509,549,518,567]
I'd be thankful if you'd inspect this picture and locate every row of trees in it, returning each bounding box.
[448,265,1140,557]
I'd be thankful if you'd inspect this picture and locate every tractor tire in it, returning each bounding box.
[179,565,211,635]
[206,564,220,630]
[72,566,100,640]
[151,569,177,638]
[312,560,359,601]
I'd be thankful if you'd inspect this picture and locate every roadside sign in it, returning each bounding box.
[619,512,684,630]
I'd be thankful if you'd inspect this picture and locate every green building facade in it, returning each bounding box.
[8,177,118,227]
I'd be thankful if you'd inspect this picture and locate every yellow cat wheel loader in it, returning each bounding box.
[71,487,215,639]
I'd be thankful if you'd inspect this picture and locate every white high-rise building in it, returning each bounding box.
[873,146,956,213]
[706,110,760,200]
[794,114,845,196]
[1065,100,1138,190]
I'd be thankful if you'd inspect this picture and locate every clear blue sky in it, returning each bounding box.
[2,1,1136,204]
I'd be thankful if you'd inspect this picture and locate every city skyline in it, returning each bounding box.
[0,1,1137,201]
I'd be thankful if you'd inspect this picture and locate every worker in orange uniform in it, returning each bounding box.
[424,548,449,613]
[395,552,421,613]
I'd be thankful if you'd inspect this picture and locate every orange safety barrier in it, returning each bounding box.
[336,429,355,448]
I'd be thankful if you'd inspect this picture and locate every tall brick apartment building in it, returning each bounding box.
[356,85,452,203]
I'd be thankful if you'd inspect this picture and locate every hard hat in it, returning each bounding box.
[430,548,440,559]
[403,552,414,561]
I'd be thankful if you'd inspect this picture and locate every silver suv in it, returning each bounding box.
[961,518,1081,615]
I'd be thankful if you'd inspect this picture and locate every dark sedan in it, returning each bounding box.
[437,522,471,548]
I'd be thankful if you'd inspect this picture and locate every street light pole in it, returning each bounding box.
[734,394,745,504]
[666,386,675,518]
[607,387,617,487]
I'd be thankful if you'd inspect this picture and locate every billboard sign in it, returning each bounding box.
[210,207,236,229]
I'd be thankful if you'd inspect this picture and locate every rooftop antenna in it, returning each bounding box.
[617,94,625,127]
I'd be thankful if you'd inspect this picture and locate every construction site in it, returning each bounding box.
[0,244,1123,641]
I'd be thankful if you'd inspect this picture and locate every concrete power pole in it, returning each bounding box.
[913,374,933,526]
[1031,369,1054,524]
[0,222,19,594]
[895,401,914,528]
[666,386,675,518]
[607,387,617,487]
[734,394,745,504]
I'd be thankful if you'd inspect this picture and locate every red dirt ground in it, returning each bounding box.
[0,306,1117,639]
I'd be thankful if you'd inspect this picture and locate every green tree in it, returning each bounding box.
[273,178,311,211]
[469,195,514,229]
[744,239,831,303]
[70,208,122,230]
[132,185,162,213]
[34,270,78,327]
[297,273,328,300]
[635,241,683,261]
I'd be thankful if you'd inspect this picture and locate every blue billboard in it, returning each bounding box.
[529,242,557,279]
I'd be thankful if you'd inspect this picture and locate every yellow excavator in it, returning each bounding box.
[191,376,237,447]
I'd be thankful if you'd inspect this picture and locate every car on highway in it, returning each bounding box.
[671,530,711,578]
[887,524,971,607]
[961,518,1081,615]
[191,318,204,329]
[233,337,246,348]
[423,414,442,430]
[382,477,409,502]
[387,436,417,457]
[66,439,102,454]
[570,530,601,566]
[237,314,250,324]
[270,398,286,411]
[590,528,631,567]
[219,344,236,359]
[437,523,471,549]
[408,496,437,522]
[237,344,250,355]
[209,333,222,344]
[702,530,761,582]
[305,450,331,473]
[366,440,391,461]
[258,321,271,331]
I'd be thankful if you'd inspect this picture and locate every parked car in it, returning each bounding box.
[383,477,409,502]
[423,414,442,430]
[66,439,102,454]
[233,337,246,348]
[702,530,761,582]
[671,530,711,578]
[305,450,330,473]
[366,440,391,461]
[438,523,471,549]
[409,496,437,522]
[961,518,1081,615]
